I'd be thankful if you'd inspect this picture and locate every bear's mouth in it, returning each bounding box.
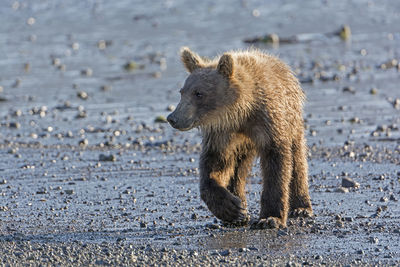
[169,119,199,131]
[172,121,197,131]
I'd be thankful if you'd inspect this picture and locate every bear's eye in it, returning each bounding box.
[194,91,203,98]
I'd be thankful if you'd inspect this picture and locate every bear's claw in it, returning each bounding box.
[250,217,283,230]
[289,208,313,218]
[222,214,250,227]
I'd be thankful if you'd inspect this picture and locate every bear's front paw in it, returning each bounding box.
[289,208,313,218]
[222,214,250,227]
[204,189,247,223]
[250,217,284,230]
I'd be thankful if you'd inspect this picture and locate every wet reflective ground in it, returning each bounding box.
[0,0,399,265]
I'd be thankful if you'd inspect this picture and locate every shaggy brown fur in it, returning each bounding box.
[167,47,312,229]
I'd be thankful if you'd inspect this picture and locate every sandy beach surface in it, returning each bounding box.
[0,0,399,266]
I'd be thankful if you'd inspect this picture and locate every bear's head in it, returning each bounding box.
[167,47,238,131]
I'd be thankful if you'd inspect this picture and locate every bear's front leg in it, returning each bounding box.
[251,146,292,229]
[200,179,248,223]
[199,152,248,224]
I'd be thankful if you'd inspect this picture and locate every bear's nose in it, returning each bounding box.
[167,114,176,126]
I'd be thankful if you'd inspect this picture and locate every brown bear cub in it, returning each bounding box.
[167,47,312,229]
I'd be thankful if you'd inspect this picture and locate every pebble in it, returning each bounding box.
[339,25,351,40]
[64,190,74,195]
[154,115,168,123]
[27,17,35,25]
[52,58,61,66]
[205,223,220,229]
[77,91,88,100]
[81,68,93,76]
[99,154,116,162]
[342,86,355,94]
[341,177,360,188]
[79,139,89,147]
[9,122,21,128]
[379,196,388,202]
[219,250,230,256]
[101,85,112,91]
[369,237,379,244]
[0,206,9,211]
[124,61,138,71]
[370,88,378,95]
[72,42,79,50]
[97,40,107,50]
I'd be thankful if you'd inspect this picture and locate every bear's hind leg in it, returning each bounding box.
[251,146,292,229]
[289,137,313,218]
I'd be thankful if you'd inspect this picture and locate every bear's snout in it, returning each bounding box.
[167,110,195,131]
[167,113,177,127]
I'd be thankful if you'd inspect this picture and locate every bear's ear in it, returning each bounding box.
[217,54,234,78]
[180,47,203,73]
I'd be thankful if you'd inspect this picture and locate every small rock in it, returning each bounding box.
[369,237,379,244]
[72,42,79,50]
[79,139,89,147]
[64,189,74,195]
[0,179,7,185]
[99,154,116,162]
[205,223,220,229]
[97,40,107,50]
[219,250,230,256]
[393,98,400,109]
[0,206,9,211]
[380,196,388,202]
[9,122,21,128]
[278,228,289,236]
[389,194,398,201]
[154,115,168,123]
[52,58,61,66]
[349,117,360,124]
[339,25,351,41]
[77,91,88,100]
[342,177,360,188]
[286,261,299,267]
[342,86,355,94]
[167,105,175,111]
[124,61,137,71]
[344,217,353,222]
[101,85,112,91]
[370,88,378,95]
[81,68,93,76]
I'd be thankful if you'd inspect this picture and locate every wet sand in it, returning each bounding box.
[0,0,399,266]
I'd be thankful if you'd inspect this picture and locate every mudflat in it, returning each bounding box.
[0,1,399,266]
